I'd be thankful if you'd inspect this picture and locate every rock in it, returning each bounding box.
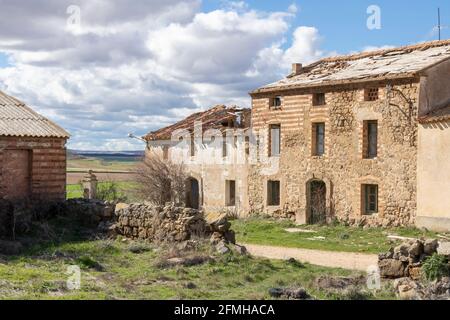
[233,244,248,255]
[393,244,409,259]
[0,240,23,255]
[224,230,236,244]
[114,203,129,215]
[407,265,423,281]
[394,278,422,300]
[268,287,311,300]
[216,241,230,255]
[378,248,394,261]
[408,240,424,258]
[184,282,197,289]
[379,259,406,278]
[424,239,439,256]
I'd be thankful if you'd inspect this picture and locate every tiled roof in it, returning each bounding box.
[0,90,70,138]
[253,40,450,93]
[419,104,450,123]
[144,105,251,141]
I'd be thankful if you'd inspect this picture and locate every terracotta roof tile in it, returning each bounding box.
[144,105,251,141]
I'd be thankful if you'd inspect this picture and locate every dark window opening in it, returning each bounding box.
[190,136,196,157]
[363,184,378,214]
[363,120,378,159]
[269,124,281,156]
[226,180,236,206]
[313,93,326,106]
[312,123,325,156]
[267,180,280,206]
[270,96,282,109]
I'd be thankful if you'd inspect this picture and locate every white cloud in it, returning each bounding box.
[0,1,326,151]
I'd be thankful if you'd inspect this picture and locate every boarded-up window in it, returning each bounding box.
[363,184,378,214]
[363,120,378,159]
[267,180,280,206]
[313,93,326,106]
[312,123,325,156]
[226,180,236,206]
[270,124,281,156]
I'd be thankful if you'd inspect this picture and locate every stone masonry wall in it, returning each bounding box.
[0,137,67,201]
[249,80,420,227]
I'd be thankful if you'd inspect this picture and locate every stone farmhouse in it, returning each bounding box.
[145,40,450,231]
[0,90,69,201]
[144,105,251,216]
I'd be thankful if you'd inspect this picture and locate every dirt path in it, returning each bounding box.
[243,243,378,271]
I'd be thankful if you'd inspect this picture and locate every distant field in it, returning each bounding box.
[67,181,141,202]
[67,157,139,172]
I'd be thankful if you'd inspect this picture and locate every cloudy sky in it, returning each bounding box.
[0,0,448,150]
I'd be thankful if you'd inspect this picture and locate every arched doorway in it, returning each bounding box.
[307,180,327,224]
[186,177,200,209]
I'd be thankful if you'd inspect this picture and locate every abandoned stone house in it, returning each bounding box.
[249,40,450,230]
[145,40,450,231]
[144,105,251,216]
[0,90,70,201]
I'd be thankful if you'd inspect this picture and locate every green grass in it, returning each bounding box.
[232,218,439,254]
[66,181,140,201]
[0,237,395,300]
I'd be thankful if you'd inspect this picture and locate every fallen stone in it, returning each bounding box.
[268,287,311,300]
[216,241,230,255]
[437,241,450,256]
[424,239,439,256]
[233,244,248,255]
[379,259,406,278]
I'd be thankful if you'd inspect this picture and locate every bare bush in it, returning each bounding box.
[135,150,188,206]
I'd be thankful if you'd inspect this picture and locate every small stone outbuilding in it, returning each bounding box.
[0,90,70,201]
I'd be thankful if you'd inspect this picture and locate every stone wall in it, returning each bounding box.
[0,137,67,201]
[114,203,209,242]
[249,80,420,227]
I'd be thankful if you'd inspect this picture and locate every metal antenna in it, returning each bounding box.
[438,8,441,40]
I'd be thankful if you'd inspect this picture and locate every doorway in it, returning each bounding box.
[307,180,326,224]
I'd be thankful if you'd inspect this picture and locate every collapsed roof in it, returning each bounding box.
[0,90,70,139]
[144,105,251,141]
[252,40,450,94]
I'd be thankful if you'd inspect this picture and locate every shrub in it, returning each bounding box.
[96,181,128,202]
[422,253,449,281]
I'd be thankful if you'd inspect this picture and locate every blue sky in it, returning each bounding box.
[0,0,449,150]
[204,0,449,53]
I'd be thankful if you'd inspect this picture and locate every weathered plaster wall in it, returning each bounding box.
[416,120,450,231]
[147,136,249,217]
[419,58,450,116]
[249,80,420,227]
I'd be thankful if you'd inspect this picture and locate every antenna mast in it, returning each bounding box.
[438,8,441,40]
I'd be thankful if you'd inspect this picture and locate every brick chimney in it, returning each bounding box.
[292,63,303,76]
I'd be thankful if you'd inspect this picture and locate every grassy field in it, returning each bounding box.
[1,216,398,301]
[232,218,440,254]
[67,158,138,172]
[66,182,140,202]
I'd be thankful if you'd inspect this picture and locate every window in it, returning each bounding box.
[313,93,326,106]
[267,180,280,206]
[363,120,378,159]
[269,124,281,156]
[163,146,169,160]
[363,184,379,214]
[190,135,196,157]
[365,88,379,101]
[270,96,282,109]
[222,133,227,157]
[226,180,236,206]
[312,123,325,156]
